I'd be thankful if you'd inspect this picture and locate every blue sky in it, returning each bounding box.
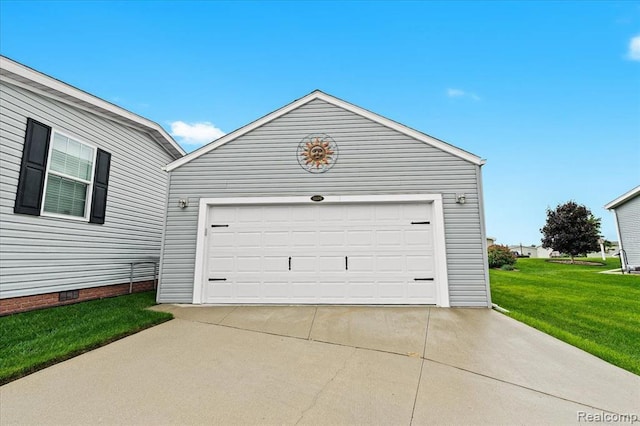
[1,1,638,244]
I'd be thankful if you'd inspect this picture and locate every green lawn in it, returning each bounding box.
[490,258,640,375]
[0,291,172,385]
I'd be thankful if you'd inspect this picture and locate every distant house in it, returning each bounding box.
[487,237,496,246]
[507,245,554,259]
[605,186,640,272]
[0,56,185,314]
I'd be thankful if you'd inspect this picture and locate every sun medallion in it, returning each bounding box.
[297,134,338,173]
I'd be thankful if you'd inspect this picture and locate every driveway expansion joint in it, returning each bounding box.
[410,308,431,425]
[307,307,318,340]
[422,357,623,415]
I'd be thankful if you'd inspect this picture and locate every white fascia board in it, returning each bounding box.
[604,186,640,210]
[166,92,319,171]
[0,56,185,159]
[313,92,485,166]
[166,90,485,171]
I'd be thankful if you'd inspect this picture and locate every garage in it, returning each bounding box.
[198,195,449,305]
[158,90,490,308]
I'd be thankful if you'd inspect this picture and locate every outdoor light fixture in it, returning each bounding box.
[456,194,466,204]
[178,198,189,209]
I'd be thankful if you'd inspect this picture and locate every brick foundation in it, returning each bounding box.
[0,280,156,316]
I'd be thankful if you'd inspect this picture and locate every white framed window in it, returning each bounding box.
[41,131,97,220]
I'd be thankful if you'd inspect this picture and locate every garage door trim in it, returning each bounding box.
[192,194,450,306]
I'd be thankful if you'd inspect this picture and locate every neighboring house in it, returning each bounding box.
[157,90,490,307]
[487,237,496,246]
[0,56,185,314]
[605,186,640,272]
[508,245,554,259]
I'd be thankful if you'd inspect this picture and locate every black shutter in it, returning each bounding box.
[14,118,52,215]
[89,149,111,224]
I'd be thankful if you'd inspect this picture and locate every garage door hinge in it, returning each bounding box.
[411,221,430,225]
[211,224,229,227]
[208,278,227,281]
[414,278,434,281]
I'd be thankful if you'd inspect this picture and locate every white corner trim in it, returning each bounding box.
[192,193,451,307]
[431,195,450,307]
[165,90,484,172]
[192,198,209,304]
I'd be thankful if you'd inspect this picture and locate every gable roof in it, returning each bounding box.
[0,55,185,160]
[165,90,485,171]
[605,186,640,210]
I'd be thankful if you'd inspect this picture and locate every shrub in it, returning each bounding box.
[500,264,515,271]
[488,244,517,268]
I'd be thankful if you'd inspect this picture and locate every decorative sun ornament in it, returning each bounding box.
[297,134,338,173]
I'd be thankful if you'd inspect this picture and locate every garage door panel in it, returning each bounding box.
[348,256,374,272]
[209,256,234,273]
[375,256,404,272]
[237,208,264,223]
[235,256,261,272]
[406,255,434,274]
[318,231,345,247]
[263,256,287,272]
[318,281,348,299]
[407,282,436,298]
[347,230,374,246]
[347,205,374,221]
[376,230,403,246]
[378,281,407,298]
[290,256,317,272]
[210,207,237,223]
[207,281,234,297]
[406,228,431,246]
[204,201,438,304]
[262,282,290,298]
[261,206,291,222]
[209,232,235,248]
[235,282,262,298]
[347,283,377,298]
[236,232,262,248]
[291,231,316,247]
[263,231,289,247]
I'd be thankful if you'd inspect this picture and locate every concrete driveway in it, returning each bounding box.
[1,306,638,425]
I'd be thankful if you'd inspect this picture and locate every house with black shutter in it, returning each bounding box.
[0,56,184,314]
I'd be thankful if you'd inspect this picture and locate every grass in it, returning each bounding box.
[0,291,173,385]
[490,257,640,376]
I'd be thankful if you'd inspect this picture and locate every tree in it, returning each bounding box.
[540,201,601,263]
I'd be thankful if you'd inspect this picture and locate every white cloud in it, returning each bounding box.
[627,35,640,61]
[446,88,480,101]
[169,121,225,148]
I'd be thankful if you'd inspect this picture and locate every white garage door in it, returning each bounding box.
[203,201,438,304]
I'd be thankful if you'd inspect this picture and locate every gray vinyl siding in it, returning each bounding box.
[159,99,489,306]
[0,80,174,298]
[615,195,640,269]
